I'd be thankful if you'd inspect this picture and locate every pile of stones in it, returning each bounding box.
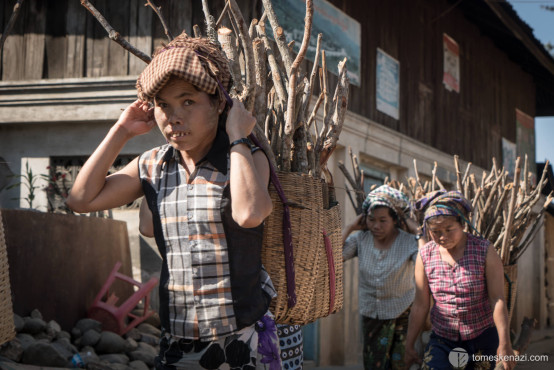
[0,309,161,369]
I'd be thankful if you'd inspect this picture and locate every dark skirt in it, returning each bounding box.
[362,308,410,370]
[422,326,499,370]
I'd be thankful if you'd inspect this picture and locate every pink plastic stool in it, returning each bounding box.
[88,261,159,335]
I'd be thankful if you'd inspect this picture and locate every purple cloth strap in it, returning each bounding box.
[322,229,336,315]
[248,134,297,308]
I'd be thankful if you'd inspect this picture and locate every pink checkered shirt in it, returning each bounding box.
[420,233,494,341]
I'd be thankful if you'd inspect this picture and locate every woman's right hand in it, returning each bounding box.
[348,214,366,231]
[115,100,156,138]
[404,347,421,369]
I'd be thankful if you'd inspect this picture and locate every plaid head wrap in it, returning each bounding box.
[362,185,411,217]
[136,32,232,103]
[415,190,473,225]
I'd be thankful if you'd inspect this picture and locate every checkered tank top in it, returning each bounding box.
[420,233,494,341]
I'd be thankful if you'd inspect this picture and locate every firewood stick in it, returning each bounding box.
[282,0,313,172]
[80,0,152,64]
[0,0,24,53]
[201,0,218,44]
[306,93,324,130]
[319,53,330,142]
[315,62,329,177]
[256,24,287,108]
[462,162,472,188]
[481,170,486,190]
[264,112,271,139]
[320,59,349,167]
[454,155,463,192]
[470,174,479,198]
[338,161,358,192]
[512,194,553,262]
[303,34,323,120]
[253,38,267,129]
[413,159,423,191]
[249,19,258,40]
[218,27,245,95]
[491,157,498,178]
[146,0,174,42]
[270,109,281,159]
[292,82,310,173]
[193,24,203,38]
[485,182,509,238]
[261,0,293,75]
[485,159,496,184]
[227,0,256,111]
[431,162,437,191]
[215,0,230,28]
[343,183,358,214]
[435,175,446,191]
[471,187,483,219]
[350,148,362,188]
[523,154,529,195]
[479,174,503,231]
[501,157,521,265]
[264,90,275,139]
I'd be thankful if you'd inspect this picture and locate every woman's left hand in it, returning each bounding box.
[404,215,422,235]
[497,344,516,370]
[225,98,256,141]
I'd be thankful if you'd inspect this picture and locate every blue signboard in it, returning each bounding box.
[268,0,361,86]
[376,48,400,120]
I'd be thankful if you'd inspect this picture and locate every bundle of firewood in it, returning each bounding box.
[340,150,552,265]
[79,0,349,179]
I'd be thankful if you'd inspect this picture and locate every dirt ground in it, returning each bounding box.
[515,328,554,370]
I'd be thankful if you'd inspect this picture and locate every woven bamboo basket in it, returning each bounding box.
[0,210,15,345]
[262,171,343,325]
[503,264,518,324]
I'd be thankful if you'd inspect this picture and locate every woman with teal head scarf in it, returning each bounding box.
[342,185,421,370]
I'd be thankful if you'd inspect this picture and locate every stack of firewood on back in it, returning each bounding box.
[80,0,349,180]
[340,150,552,265]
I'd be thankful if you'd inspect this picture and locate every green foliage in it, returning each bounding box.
[7,161,42,209]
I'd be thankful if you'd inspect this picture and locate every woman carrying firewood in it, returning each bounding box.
[342,185,422,370]
[404,190,515,370]
[67,33,282,369]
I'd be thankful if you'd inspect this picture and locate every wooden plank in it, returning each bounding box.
[0,0,5,79]
[86,0,109,77]
[168,0,192,37]
[2,0,26,80]
[44,0,67,79]
[128,0,152,76]
[65,0,86,78]
[545,214,554,324]
[106,0,129,76]
[23,0,46,79]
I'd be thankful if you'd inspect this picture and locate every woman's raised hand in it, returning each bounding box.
[225,98,256,141]
[116,100,156,138]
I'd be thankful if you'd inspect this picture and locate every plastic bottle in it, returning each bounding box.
[71,351,93,368]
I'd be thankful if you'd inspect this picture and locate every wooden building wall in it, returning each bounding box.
[1,0,537,168]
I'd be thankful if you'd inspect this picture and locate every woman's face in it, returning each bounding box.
[426,216,466,250]
[366,207,397,241]
[153,77,224,157]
